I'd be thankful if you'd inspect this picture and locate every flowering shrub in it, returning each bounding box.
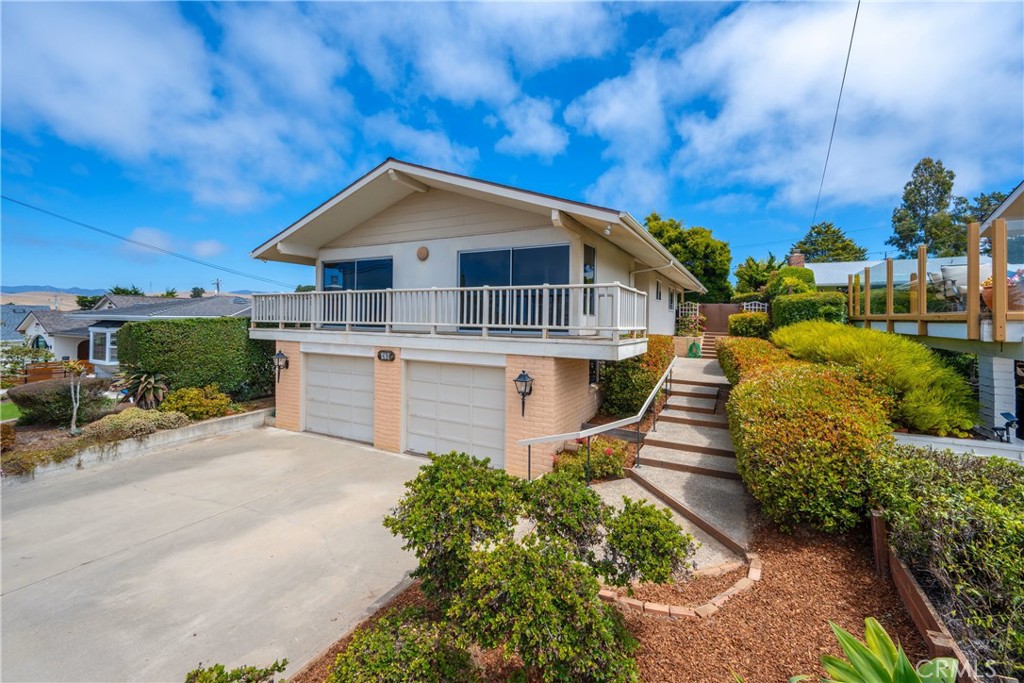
[716,336,797,385]
[728,363,892,532]
[675,313,706,337]
[553,436,628,481]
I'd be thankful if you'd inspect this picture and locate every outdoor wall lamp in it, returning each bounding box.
[514,370,533,417]
[273,351,289,383]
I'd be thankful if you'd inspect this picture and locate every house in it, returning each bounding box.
[249,159,706,476]
[17,295,252,376]
[1,304,50,347]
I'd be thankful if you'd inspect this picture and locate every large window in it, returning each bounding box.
[322,258,393,291]
[458,245,570,328]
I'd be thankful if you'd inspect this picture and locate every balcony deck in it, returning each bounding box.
[249,283,650,361]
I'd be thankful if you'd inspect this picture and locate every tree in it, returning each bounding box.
[108,284,144,295]
[76,295,102,310]
[161,288,178,298]
[190,287,206,298]
[887,158,964,257]
[645,213,733,303]
[61,360,88,434]
[956,190,1008,225]
[294,284,315,292]
[792,222,868,263]
[733,253,780,293]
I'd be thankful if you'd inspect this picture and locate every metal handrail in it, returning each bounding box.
[517,359,675,482]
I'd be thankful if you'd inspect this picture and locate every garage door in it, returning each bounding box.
[406,362,505,467]
[305,354,374,443]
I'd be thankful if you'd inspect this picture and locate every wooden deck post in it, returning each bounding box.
[863,266,872,329]
[966,222,980,340]
[853,274,861,317]
[916,244,928,337]
[992,218,1008,342]
[848,274,855,318]
[885,258,895,332]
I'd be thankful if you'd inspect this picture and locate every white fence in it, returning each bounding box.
[741,302,769,313]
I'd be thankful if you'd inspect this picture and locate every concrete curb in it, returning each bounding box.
[2,408,273,488]
[599,552,762,619]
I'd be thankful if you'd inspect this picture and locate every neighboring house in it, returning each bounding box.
[249,158,707,476]
[794,253,992,293]
[1,304,49,347]
[17,295,251,376]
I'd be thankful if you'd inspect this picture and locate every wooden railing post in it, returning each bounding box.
[848,274,855,318]
[864,266,872,328]
[885,258,895,332]
[967,222,980,340]
[917,244,928,336]
[992,218,1008,342]
[853,274,861,317]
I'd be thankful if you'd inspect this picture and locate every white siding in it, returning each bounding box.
[635,271,676,336]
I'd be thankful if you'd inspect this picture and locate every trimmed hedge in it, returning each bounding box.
[770,321,977,436]
[716,337,796,385]
[730,292,767,304]
[117,318,273,400]
[771,291,847,328]
[764,266,815,299]
[8,377,111,426]
[600,334,674,417]
[871,445,1024,677]
[727,312,771,338]
[727,363,892,532]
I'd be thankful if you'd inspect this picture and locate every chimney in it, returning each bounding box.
[787,251,805,268]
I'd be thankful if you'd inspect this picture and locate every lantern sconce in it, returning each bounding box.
[273,351,289,383]
[513,369,533,417]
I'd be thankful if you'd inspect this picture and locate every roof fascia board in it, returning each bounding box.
[387,169,429,193]
[619,212,707,293]
[981,179,1024,232]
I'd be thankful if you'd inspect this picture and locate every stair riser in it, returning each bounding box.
[659,414,729,430]
[670,379,730,390]
[638,458,741,481]
[663,404,717,415]
[643,437,735,458]
[668,390,720,400]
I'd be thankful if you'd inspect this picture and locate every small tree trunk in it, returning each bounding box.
[69,374,81,434]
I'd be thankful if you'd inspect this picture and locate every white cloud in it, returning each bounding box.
[568,2,1024,210]
[495,98,569,160]
[121,227,175,259]
[364,113,479,172]
[191,240,226,258]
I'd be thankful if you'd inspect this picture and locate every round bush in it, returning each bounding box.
[7,377,111,426]
[159,385,231,421]
[771,292,847,328]
[727,312,771,338]
[83,407,190,441]
[764,266,815,300]
[727,363,892,532]
[329,608,477,683]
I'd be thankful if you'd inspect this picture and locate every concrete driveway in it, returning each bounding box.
[1,428,423,683]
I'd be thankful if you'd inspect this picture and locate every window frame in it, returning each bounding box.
[89,328,120,364]
[655,280,662,301]
[321,257,394,291]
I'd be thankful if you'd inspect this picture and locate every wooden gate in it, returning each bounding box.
[700,304,743,334]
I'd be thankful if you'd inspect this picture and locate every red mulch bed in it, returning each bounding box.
[621,566,747,607]
[288,516,926,683]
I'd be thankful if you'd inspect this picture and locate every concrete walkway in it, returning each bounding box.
[2,429,422,683]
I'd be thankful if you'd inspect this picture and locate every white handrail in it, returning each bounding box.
[517,359,675,448]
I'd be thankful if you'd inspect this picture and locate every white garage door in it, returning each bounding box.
[406,362,505,467]
[305,354,374,443]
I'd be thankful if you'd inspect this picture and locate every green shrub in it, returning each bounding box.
[448,538,640,683]
[865,287,954,315]
[329,608,477,683]
[160,385,232,421]
[84,407,190,441]
[600,334,674,417]
[8,377,111,427]
[116,367,169,409]
[771,291,847,328]
[523,469,606,561]
[184,660,287,683]
[731,292,767,304]
[552,436,628,481]
[602,497,694,586]
[770,321,977,436]
[383,452,521,603]
[117,318,273,400]
[0,345,54,375]
[871,445,1024,677]
[675,313,706,336]
[727,312,771,338]
[764,266,815,299]
[716,336,796,385]
[1,423,15,450]
[727,363,892,532]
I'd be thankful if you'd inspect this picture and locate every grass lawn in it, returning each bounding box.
[1,402,21,421]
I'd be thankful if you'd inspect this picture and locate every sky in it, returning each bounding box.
[2,1,1022,293]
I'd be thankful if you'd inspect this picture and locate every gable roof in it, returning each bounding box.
[16,296,252,336]
[980,179,1024,232]
[251,158,706,293]
[18,310,99,338]
[1,304,50,342]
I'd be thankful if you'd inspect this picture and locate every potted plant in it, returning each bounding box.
[981,270,1024,310]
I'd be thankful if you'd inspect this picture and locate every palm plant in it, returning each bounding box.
[116,367,169,409]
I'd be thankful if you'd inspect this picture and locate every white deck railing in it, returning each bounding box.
[252,283,647,338]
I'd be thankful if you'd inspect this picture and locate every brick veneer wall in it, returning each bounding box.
[504,355,600,478]
[373,347,403,452]
[274,341,302,431]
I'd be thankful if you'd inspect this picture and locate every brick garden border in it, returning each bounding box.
[598,552,762,619]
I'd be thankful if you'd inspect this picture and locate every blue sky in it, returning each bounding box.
[2,1,1022,293]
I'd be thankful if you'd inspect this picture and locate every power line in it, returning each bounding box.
[1,195,295,290]
[810,0,862,228]
[732,221,888,251]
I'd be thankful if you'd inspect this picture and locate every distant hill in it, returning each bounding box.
[1,285,106,295]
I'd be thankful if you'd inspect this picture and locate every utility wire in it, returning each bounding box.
[810,0,861,228]
[732,221,886,251]
[1,195,296,290]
